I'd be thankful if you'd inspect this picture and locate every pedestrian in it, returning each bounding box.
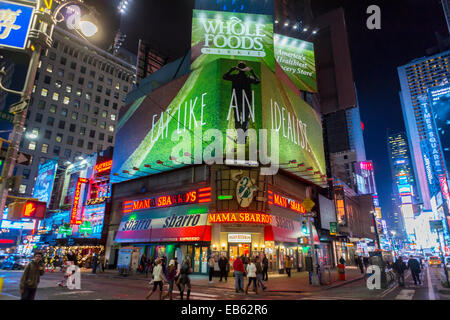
[178,257,192,300]
[354,255,359,266]
[161,256,167,275]
[262,254,269,281]
[20,251,45,300]
[255,256,267,291]
[356,256,364,274]
[99,252,105,272]
[162,260,177,300]
[363,256,370,269]
[243,255,249,278]
[139,253,147,274]
[339,256,346,265]
[285,255,292,277]
[233,255,245,293]
[407,255,422,285]
[208,254,215,283]
[146,258,166,300]
[305,254,314,285]
[245,258,258,294]
[219,253,228,282]
[393,257,407,287]
[91,251,98,274]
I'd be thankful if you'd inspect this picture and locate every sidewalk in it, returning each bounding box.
[93,266,365,293]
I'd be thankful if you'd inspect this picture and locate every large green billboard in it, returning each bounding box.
[191,9,275,71]
[112,58,325,185]
[274,33,317,93]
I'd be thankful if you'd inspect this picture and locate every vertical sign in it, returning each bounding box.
[32,158,58,207]
[70,177,88,225]
[0,0,34,50]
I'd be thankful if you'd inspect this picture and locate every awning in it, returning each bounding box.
[114,205,211,243]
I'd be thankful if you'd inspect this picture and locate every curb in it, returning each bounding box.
[324,275,365,290]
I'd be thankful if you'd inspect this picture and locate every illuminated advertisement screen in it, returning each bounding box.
[71,204,105,239]
[112,58,325,185]
[274,34,317,92]
[191,9,274,71]
[32,158,58,207]
[428,84,450,173]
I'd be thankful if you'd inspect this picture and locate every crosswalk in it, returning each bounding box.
[395,289,415,300]
[171,290,219,300]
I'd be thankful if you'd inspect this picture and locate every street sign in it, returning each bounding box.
[0,1,35,50]
[301,197,315,212]
[9,100,28,114]
[429,220,444,232]
[17,151,32,166]
[330,222,338,235]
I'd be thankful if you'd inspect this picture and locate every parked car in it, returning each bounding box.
[1,255,29,270]
[428,256,441,267]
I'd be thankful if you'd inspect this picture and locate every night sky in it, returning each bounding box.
[3,0,449,219]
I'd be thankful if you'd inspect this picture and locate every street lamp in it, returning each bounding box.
[0,0,99,220]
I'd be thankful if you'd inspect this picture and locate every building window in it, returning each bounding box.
[53,145,60,155]
[108,125,114,132]
[44,75,51,84]
[70,62,77,70]
[93,107,99,115]
[41,143,49,153]
[80,66,86,74]
[106,88,111,96]
[104,99,110,107]
[97,85,103,93]
[115,83,120,90]
[49,104,57,113]
[60,57,66,65]
[86,92,91,101]
[56,133,63,143]
[91,118,97,126]
[82,115,88,123]
[71,112,78,120]
[99,74,104,82]
[89,130,95,138]
[28,141,36,150]
[76,88,82,97]
[19,185,26,194]
[63,96,70,105]
[100,121,106,129]
[49,52,56,60]
[47,117,54,126]
[61,108,68,117]
[88,81,93,89]
[95,96,101,103]
[35,113,43,123]
[46,64,53,73]
[84,103,90,112]
[74,100,80,109]
[69,123,76,132]
[78,77,84,85]
[107,78,112,85]
[68,73,75,81]
[65,85,72,93]
[41,88,48,97]
[80,127,86,135]
[67,136,73,145]
[58,120,65,130]
[44,130,51,139]
[99,133,104,141]
[110,114,116,121]
[22,168,31,180]
[102,110,107,118]
[108,135,113,143]
[77,139,84,148]
[52,92,59,101]
[89,70,95,78]
[64,149,71,158]
[55,80,62,88]
[37,100,46,110]
[112,102,118,110]
[88,142,93,150]
[58,69,64,77]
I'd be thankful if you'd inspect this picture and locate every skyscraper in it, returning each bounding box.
[398,50,450,209]
[15,27,135,197]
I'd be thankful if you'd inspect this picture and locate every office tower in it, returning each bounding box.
[16,26,135,197]
[398,50,450,209]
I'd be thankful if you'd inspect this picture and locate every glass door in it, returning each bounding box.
[229,245,239,272]
[200,247,208,274]
[194,247,201,273]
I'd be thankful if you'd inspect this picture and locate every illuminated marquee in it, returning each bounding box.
[95,160,113,173]
[123,187,211,214]
[85,196,110,206]
[267,190,306,214]
[70,177,89,225]
[208,212,272,224]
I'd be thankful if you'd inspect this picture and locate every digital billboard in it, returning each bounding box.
[112,58,326,185]
[428,84,450,174]
[32,158,58,207]
[274,34,317,92]
[191,9,275,71]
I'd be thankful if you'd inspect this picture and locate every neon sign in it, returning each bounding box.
[70,177,89,225]
[360,162,373,171]
[208,212,272,224]
[85,196,109,206]
[267,190,306,214]
[122,187,211,214]
[95,160,113,173]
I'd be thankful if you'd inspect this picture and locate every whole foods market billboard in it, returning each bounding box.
[191,9,275,71]
[274,34,317,92]
[32,158,58,207]
[112,58,326,185]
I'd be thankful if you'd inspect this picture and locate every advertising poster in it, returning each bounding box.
[32,158,58,207]
[112,58,325,185]
[71,204,105,239]
[191,9,275,71]
[274,33,317,92]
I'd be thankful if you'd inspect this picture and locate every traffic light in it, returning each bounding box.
[302,220,308,234]
[7,200,46,220]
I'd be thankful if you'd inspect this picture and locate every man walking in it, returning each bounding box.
[407,256,422,285]
[208,254,215,284]
[285,255,292,278]
[219,254,228,282]
[233,256,245,293]
[305,254,314,285]
[255,256,267,291]
[20,251,45,300]
[262,254,269,281]
[393,257,407,287]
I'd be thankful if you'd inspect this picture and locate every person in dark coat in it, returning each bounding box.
[339,256,346,265]
[305,255,314,284]
[92,252,98,274]
[262,254,269,281]
[20,252,45,300]
[363,256,370,269]
[407,256,422,285]
[356,256,364,274]
[393,257,407,287]
[218,253,228,282]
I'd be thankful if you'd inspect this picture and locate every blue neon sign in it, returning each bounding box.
[0,0,34,50]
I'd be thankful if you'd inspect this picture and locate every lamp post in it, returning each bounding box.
[0,0,98,221]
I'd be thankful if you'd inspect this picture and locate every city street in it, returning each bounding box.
[1,266,449,300]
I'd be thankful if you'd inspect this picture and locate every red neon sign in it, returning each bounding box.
[208,212,272,224]
[0,239,14,244]
[71,178,89,225]
[268,190,306,214]
[123,187,211,214]
[95,160,113,173]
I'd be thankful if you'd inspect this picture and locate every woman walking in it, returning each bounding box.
[245,258,258,294]
[146,259,166,300]
[178,257,192,300]
[162,260,177,300]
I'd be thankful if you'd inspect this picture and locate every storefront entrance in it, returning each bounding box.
[229,244,250,271]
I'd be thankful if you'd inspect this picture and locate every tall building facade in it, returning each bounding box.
[398,50,450,210]
[16,27,135,197]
